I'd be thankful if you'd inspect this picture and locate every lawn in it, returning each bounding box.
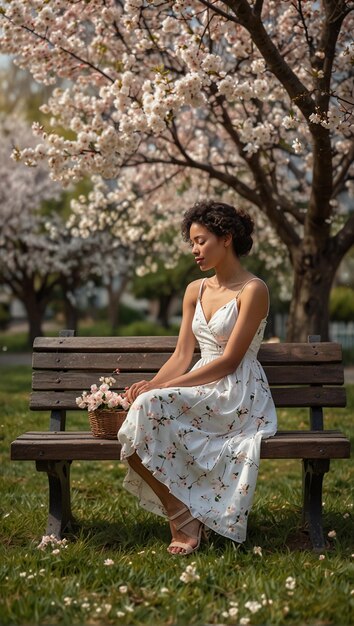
[0,366,353,626]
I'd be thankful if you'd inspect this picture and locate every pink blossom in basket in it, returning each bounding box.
[76,374,131,411]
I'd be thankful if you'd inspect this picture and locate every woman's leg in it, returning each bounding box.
[127,452,203,553]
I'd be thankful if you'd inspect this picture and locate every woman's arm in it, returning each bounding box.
[125,280,201,402]
[135,279,269,392]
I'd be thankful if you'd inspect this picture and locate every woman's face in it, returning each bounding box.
[189,222,228,271]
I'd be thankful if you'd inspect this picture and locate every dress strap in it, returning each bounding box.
[236,278,269,315]
[198,278,207,301]
[236,278,265,301]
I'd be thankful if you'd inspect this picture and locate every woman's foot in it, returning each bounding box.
[167,507,205,555]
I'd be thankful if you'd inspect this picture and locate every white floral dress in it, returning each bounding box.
[118,278,277,542]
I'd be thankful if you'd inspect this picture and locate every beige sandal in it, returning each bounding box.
[167,507,208,555]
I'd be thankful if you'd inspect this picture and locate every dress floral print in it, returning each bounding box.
[118,279,277,543]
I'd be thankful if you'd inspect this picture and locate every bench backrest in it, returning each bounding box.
[31,335,346,431]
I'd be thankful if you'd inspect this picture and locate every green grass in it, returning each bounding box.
[0,367,353,625]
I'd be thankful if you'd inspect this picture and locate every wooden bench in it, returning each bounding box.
[11,332,351,551]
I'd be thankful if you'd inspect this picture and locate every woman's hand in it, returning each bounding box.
[125,379,164,403]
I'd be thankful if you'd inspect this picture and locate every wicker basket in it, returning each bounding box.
[88,408,128,440]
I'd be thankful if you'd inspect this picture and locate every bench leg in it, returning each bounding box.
[36,460,74,539]
[302,459,330,552]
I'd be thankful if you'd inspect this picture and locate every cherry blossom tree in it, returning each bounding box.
[66,174,179,329]
[0,117,128,342]
[1,0,353,340]
[0,116,175,341]
[0,116,65,343]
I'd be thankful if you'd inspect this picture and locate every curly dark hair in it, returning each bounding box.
[181,200,254,257]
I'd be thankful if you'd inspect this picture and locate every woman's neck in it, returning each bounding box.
[211,261,251,290]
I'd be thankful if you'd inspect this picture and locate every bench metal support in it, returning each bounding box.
[302,458,330,551]
[36,460,74,539]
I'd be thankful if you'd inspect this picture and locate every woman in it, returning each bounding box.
[118,200,277,555]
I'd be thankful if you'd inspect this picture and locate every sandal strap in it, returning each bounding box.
[175,514,196,535]
[168,541,194,554]
[168,507,189,522]
[168,507,203,540]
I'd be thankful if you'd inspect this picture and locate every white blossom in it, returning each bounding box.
[179,562,200,583]
[292,138,303,154]
[285,576,296,590]
[245,600,262,614]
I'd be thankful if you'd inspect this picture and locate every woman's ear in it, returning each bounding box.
[224,233,232,248]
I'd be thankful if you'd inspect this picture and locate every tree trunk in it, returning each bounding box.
[286,242,339,342]
[107,274,129,332]
[63,296,79,334]
[4,274,56,346]
[157,293,174,328]
[22,291,47,346]
[59,275,80,335]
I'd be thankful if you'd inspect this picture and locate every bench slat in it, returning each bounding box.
[32,352,188,371]
[33,337,343,364]
[34,336,179,353]
[32,371,156,390]
[11,430,351,461]
[16,429,347,439]
[258,342,343,365]
[31,364,344,389]
[30,386,347,410]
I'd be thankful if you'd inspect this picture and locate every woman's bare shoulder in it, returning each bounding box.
[243,277,269,294]
[186,278,203,294]
[239,278,269,315]
[184,278,204,301]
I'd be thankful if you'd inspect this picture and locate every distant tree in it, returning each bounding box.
[67,175,182,330]
[0,117,128,342]
[0,117,63,343]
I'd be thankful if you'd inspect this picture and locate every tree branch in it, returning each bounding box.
[1,14,115,83]
[197,0,240,23]
[253,0,264,17]
[215,94,302,244]
[218,0,315,120]
[295,0,314,55]
[333,143,354,196]
[332,211,354,258]
[130,145,261,206]
[315,0,348,112]
[213,1,345,238]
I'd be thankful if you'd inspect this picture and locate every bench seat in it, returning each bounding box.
[12,430,351,461]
